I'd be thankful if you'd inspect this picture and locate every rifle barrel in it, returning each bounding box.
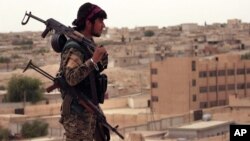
[27,12,46,24]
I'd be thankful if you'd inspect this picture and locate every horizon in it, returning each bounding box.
[1,0,250,33]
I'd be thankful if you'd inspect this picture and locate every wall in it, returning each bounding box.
[151,57,191,115]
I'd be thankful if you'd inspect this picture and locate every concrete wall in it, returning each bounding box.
[128,94,150,108]
[151,57,191,115]
[24,103,61,117]
[101,97,128,109]
[229,94,250,106]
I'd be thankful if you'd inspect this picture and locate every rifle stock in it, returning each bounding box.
[46,83,60,93]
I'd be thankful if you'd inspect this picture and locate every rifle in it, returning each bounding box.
[21,11,107,69]
[23,60,124,140]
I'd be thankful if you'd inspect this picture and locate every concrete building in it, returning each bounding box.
[125,120,233,140]
[150,54,250,115]
[181,23,199,33]
[167,120,234,139]
[114,56,140,67]
[0,90,6,102]
[227,19,242,29]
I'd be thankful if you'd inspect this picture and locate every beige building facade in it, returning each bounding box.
[150,54,250,115]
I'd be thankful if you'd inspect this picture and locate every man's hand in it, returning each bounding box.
[92,46,107,63]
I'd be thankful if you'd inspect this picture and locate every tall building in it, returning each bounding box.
[150,54,250,115]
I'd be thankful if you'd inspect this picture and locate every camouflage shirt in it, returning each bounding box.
[60,40,98,140]
[60,45,96,86]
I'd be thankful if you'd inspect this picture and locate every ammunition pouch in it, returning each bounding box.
[97,74,108,104]
[59,73,107,104]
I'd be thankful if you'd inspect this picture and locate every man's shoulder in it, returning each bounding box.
[64,40,81,48]
[63,40,86,53]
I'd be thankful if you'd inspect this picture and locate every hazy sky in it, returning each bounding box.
[0,0,250,33]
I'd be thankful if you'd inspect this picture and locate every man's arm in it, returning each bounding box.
[62,47,96,86]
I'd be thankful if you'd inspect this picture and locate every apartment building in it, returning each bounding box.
[150,54,250,115]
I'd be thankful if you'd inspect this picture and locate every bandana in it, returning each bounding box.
[87,5,102,20]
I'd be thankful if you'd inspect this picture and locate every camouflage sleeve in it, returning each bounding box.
[61,47,95,86]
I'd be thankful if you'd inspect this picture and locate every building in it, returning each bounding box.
[150,54,250,115]
[181,23,199,33]
[167,120,233,139]
[0,90,6,102]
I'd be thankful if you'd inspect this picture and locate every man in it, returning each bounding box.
[58,2,109,141]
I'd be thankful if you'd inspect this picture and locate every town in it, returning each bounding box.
[0,19,250,141]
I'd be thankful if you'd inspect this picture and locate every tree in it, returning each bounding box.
[144,30,155,37]
[0,56,11,71]
[21,120,48,138]
[7,75,44,103]
[121,35,126,43]
[0,127,10,140]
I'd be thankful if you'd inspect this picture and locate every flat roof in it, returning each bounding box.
[104,107,151,115]
[129,130,167,138]
[0,114,26,118]
[174,120,234,130]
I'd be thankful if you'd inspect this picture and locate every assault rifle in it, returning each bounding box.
[21,11,93,52]
[23,60,124,140]
[21,11,107,69]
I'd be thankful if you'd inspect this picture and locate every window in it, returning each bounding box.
[210,101,217,107]
[218,85,226,91]
[192,61,196,71]
[209,86,217,92]
[151,68,158,75]
[192,79,196,86]
[199,86,208,93]
[151,96,159,102]
[247,83,250,88]
[227,84,235,90]
[199,71,207,78]
[227,69,235,75]
[200,102,208,108]
[237,68,245,75]
[151,82,158,88]
[237,83,245,89]
[192,94,197,102]
[247,68,250,74]
[218,70,225,76]
[209,70,217,77]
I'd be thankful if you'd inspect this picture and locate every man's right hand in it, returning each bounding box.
[92,46,107,63]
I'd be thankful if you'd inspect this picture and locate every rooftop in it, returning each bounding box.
[174,120,234,130]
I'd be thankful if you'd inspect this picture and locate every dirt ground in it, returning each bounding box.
[0,63,150,95]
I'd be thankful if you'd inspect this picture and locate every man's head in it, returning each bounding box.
[72,2,107,37]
